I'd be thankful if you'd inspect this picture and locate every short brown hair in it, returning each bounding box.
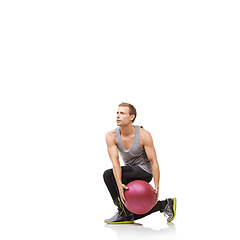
[118,102,137,123]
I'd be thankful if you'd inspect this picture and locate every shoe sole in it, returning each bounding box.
[104,220,134,224]
[167,198,176,222]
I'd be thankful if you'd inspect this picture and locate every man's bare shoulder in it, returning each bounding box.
[106,129,117,145]
[140,127,153,145]
[106,129,116,137]
[140,127,152,138]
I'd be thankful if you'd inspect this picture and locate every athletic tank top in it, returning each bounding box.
[116,125,152,174]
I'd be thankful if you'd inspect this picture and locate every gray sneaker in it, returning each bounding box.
[105,197,134,224]
[104,211,134,224]
[164,198,177,222]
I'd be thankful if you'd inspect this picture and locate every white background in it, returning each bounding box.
[0,1,240,239]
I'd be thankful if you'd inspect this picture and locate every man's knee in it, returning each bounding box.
[103,169,113,183]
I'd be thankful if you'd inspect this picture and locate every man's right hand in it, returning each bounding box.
[118,184,128,204]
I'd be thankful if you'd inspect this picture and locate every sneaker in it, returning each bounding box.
[164,198,176,222]
[105,197,134,224]
[104,211,134,224]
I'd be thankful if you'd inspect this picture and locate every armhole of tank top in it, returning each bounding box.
[138,126,144,149]
[116,127,120,147]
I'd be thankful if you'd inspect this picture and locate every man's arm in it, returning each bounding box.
[106,131,128,204]
[141,130,160,201]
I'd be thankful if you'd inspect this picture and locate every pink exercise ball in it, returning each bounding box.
[124,180,157,214]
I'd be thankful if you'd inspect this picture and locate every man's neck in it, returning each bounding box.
[119,124,135,137]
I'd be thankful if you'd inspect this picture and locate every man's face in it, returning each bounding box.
[116,106,134,126]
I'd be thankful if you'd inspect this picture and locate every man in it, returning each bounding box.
[103,102,176,224]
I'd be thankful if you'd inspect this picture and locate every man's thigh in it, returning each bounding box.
[121,165,152,185]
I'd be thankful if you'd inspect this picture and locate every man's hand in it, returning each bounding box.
[154,188,159,205]
[118,184,128,204]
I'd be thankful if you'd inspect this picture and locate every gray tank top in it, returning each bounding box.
[116,125,152,174]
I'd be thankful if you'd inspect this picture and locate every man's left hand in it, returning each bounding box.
[154,188,159,205]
